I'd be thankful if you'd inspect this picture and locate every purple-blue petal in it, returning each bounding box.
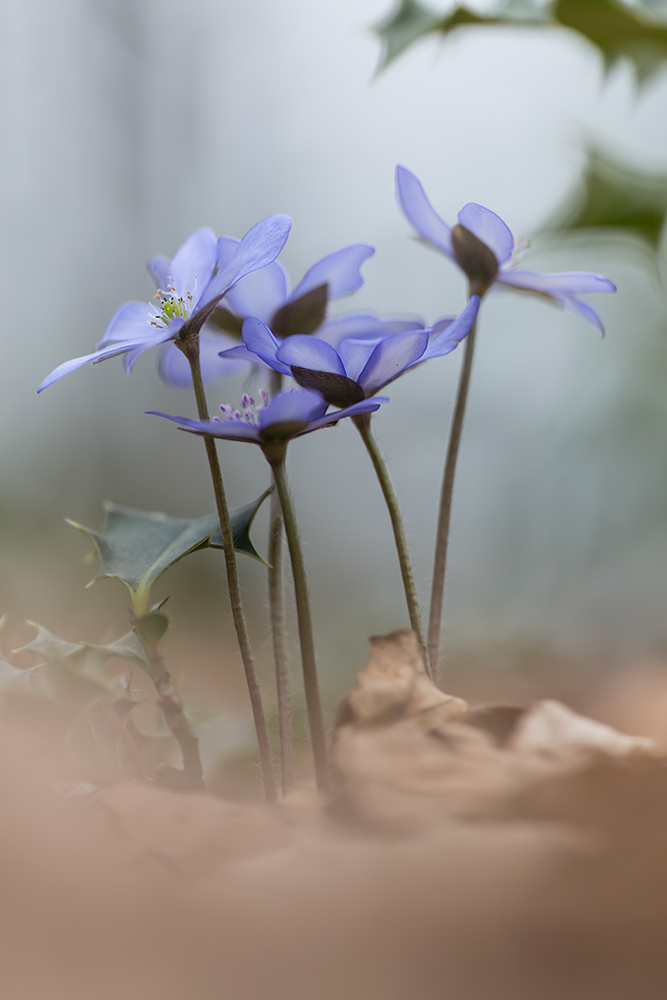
[147,255,171,290]
[224,260,289,323]
[158,330,251,388]
[496,269,616,295]
[242,317,291,376]
[38,337,163,393]
[317,312,425,346]
[358,329,430,395]
[457,204,514,265]
[204,215,292,303]
[260,389,328,428]
[97,300,155,348]
[290,245,375,302]
[337,337,380,383]
[276,335,346,376]
[396,166,453,257]
[421,295,480,361]
[306,395,389,432]
[169,227,219,306]
[147,411,261,443]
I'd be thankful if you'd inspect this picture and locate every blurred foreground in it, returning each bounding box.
[2,630,667,1000]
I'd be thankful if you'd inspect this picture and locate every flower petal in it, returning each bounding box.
[317,312,425,346]
[457,204,514,265]
[147,411,260,443]
[396,166,453,257]
[225,261,289,324]
[421,295,480,360]
[358,329,430,395]
[204,215,292,303]
[158,330,250,388]
[242,317,292,376]
[97,301,155,348]
[38,336,164,393]
[276,335,346,376]
[260,389,328,428]
[305,395,389,432]
[169,227,219,305]
[337,337,380,382]
[147,255,171,289]
[290,244,375,302]
[496,269,616,295]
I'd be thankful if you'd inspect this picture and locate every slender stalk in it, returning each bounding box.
[428,315,479,676]
[181,338,277,801]
[266,369,293,794]
[353,414,431,679]
[269,456,330,793]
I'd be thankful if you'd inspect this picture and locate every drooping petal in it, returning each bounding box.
[158,330,250,388]
[38,336,165,393]
[357,329,430,395]
[147,411,260,443]
[224,261,289,323]
[204,215,292,304]
[147,255,171,289]
[457,204,514,265]
[496,269,617,295]
[421,295,480,361]
[396,166,453,257]
[276,335,346,376]
[97,301,155,348]
[337,337,381,382]
[290,245,374,302]
[306,395,389,432]
[317,312,425,346]
[241,317,292,375]
[260,388,328,429]
[168,227,219,306]
[123,327,178,372]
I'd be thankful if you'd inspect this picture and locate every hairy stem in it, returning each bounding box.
[270,456,330,793]
[353,414,430,679]
[266,370,293,794]
[428,315,479,676]
[182,339,276,801]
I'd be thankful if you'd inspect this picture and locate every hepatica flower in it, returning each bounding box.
[396,166,616,330]
[158,242,377,387]
[38,216,292,393]
[238,296,480,408]
[149,388,387,456]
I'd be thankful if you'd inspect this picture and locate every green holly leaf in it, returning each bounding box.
[67,491,271,614]
[556,0,667,82]
[552,150,667,249]
[16,622,126,701]
[0,655,46,699]
[81,629,148,669]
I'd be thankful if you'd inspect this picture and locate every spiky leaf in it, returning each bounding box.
[67,491,270,613]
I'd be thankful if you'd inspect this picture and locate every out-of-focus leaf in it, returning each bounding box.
[82,629,148,669]
[67,492,270,614]
[0,655,47,699]
[271,283,329,339]
[207,307,243,337]
[375,0,667,81]
[556,0,667,81]
[553,150,667,249]
[15,622,126,702]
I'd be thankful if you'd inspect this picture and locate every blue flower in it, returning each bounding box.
[158,243,377,387]
[236,297,480,408]
[396,166,616,330]
[38,216,292,393]
[149,388,387,448]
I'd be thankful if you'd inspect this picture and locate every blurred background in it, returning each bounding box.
[2,0,667,780]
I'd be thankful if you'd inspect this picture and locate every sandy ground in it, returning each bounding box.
[2,631,667,1000]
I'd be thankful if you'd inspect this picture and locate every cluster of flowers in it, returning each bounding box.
[39,167,615,449]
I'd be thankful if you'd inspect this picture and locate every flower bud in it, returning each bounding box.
[451,224,499,296]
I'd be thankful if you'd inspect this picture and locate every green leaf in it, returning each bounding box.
[556,0,667,81]
[207,307,244,337]
[375,0,443,68]
[552,150,667,249]
[0,655,46,698]
[16,622,126,701]
[271,283,329,339]
[67,491,271,613]
[82,629,148,669]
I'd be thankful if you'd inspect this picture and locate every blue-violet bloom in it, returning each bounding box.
[149,388,387,451]
[159,242,378,387]
[396,165,616,331]
[38,216,292,392]
[237,296,480,408]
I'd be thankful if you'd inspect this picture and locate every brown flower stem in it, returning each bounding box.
[428,312,479,677]
[266,370,293,794]
[352,413,430,679]
[181,338,277,801]
[269,455,330,793]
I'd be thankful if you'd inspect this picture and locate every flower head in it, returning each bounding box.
[149,388,387,460]
[158,242,377,387]
[237,297,480,408]
[38,216,292,393]
[396,166,616,330]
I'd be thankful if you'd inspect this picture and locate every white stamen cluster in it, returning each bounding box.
[213,389,269,425]
[149,275,198,329]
